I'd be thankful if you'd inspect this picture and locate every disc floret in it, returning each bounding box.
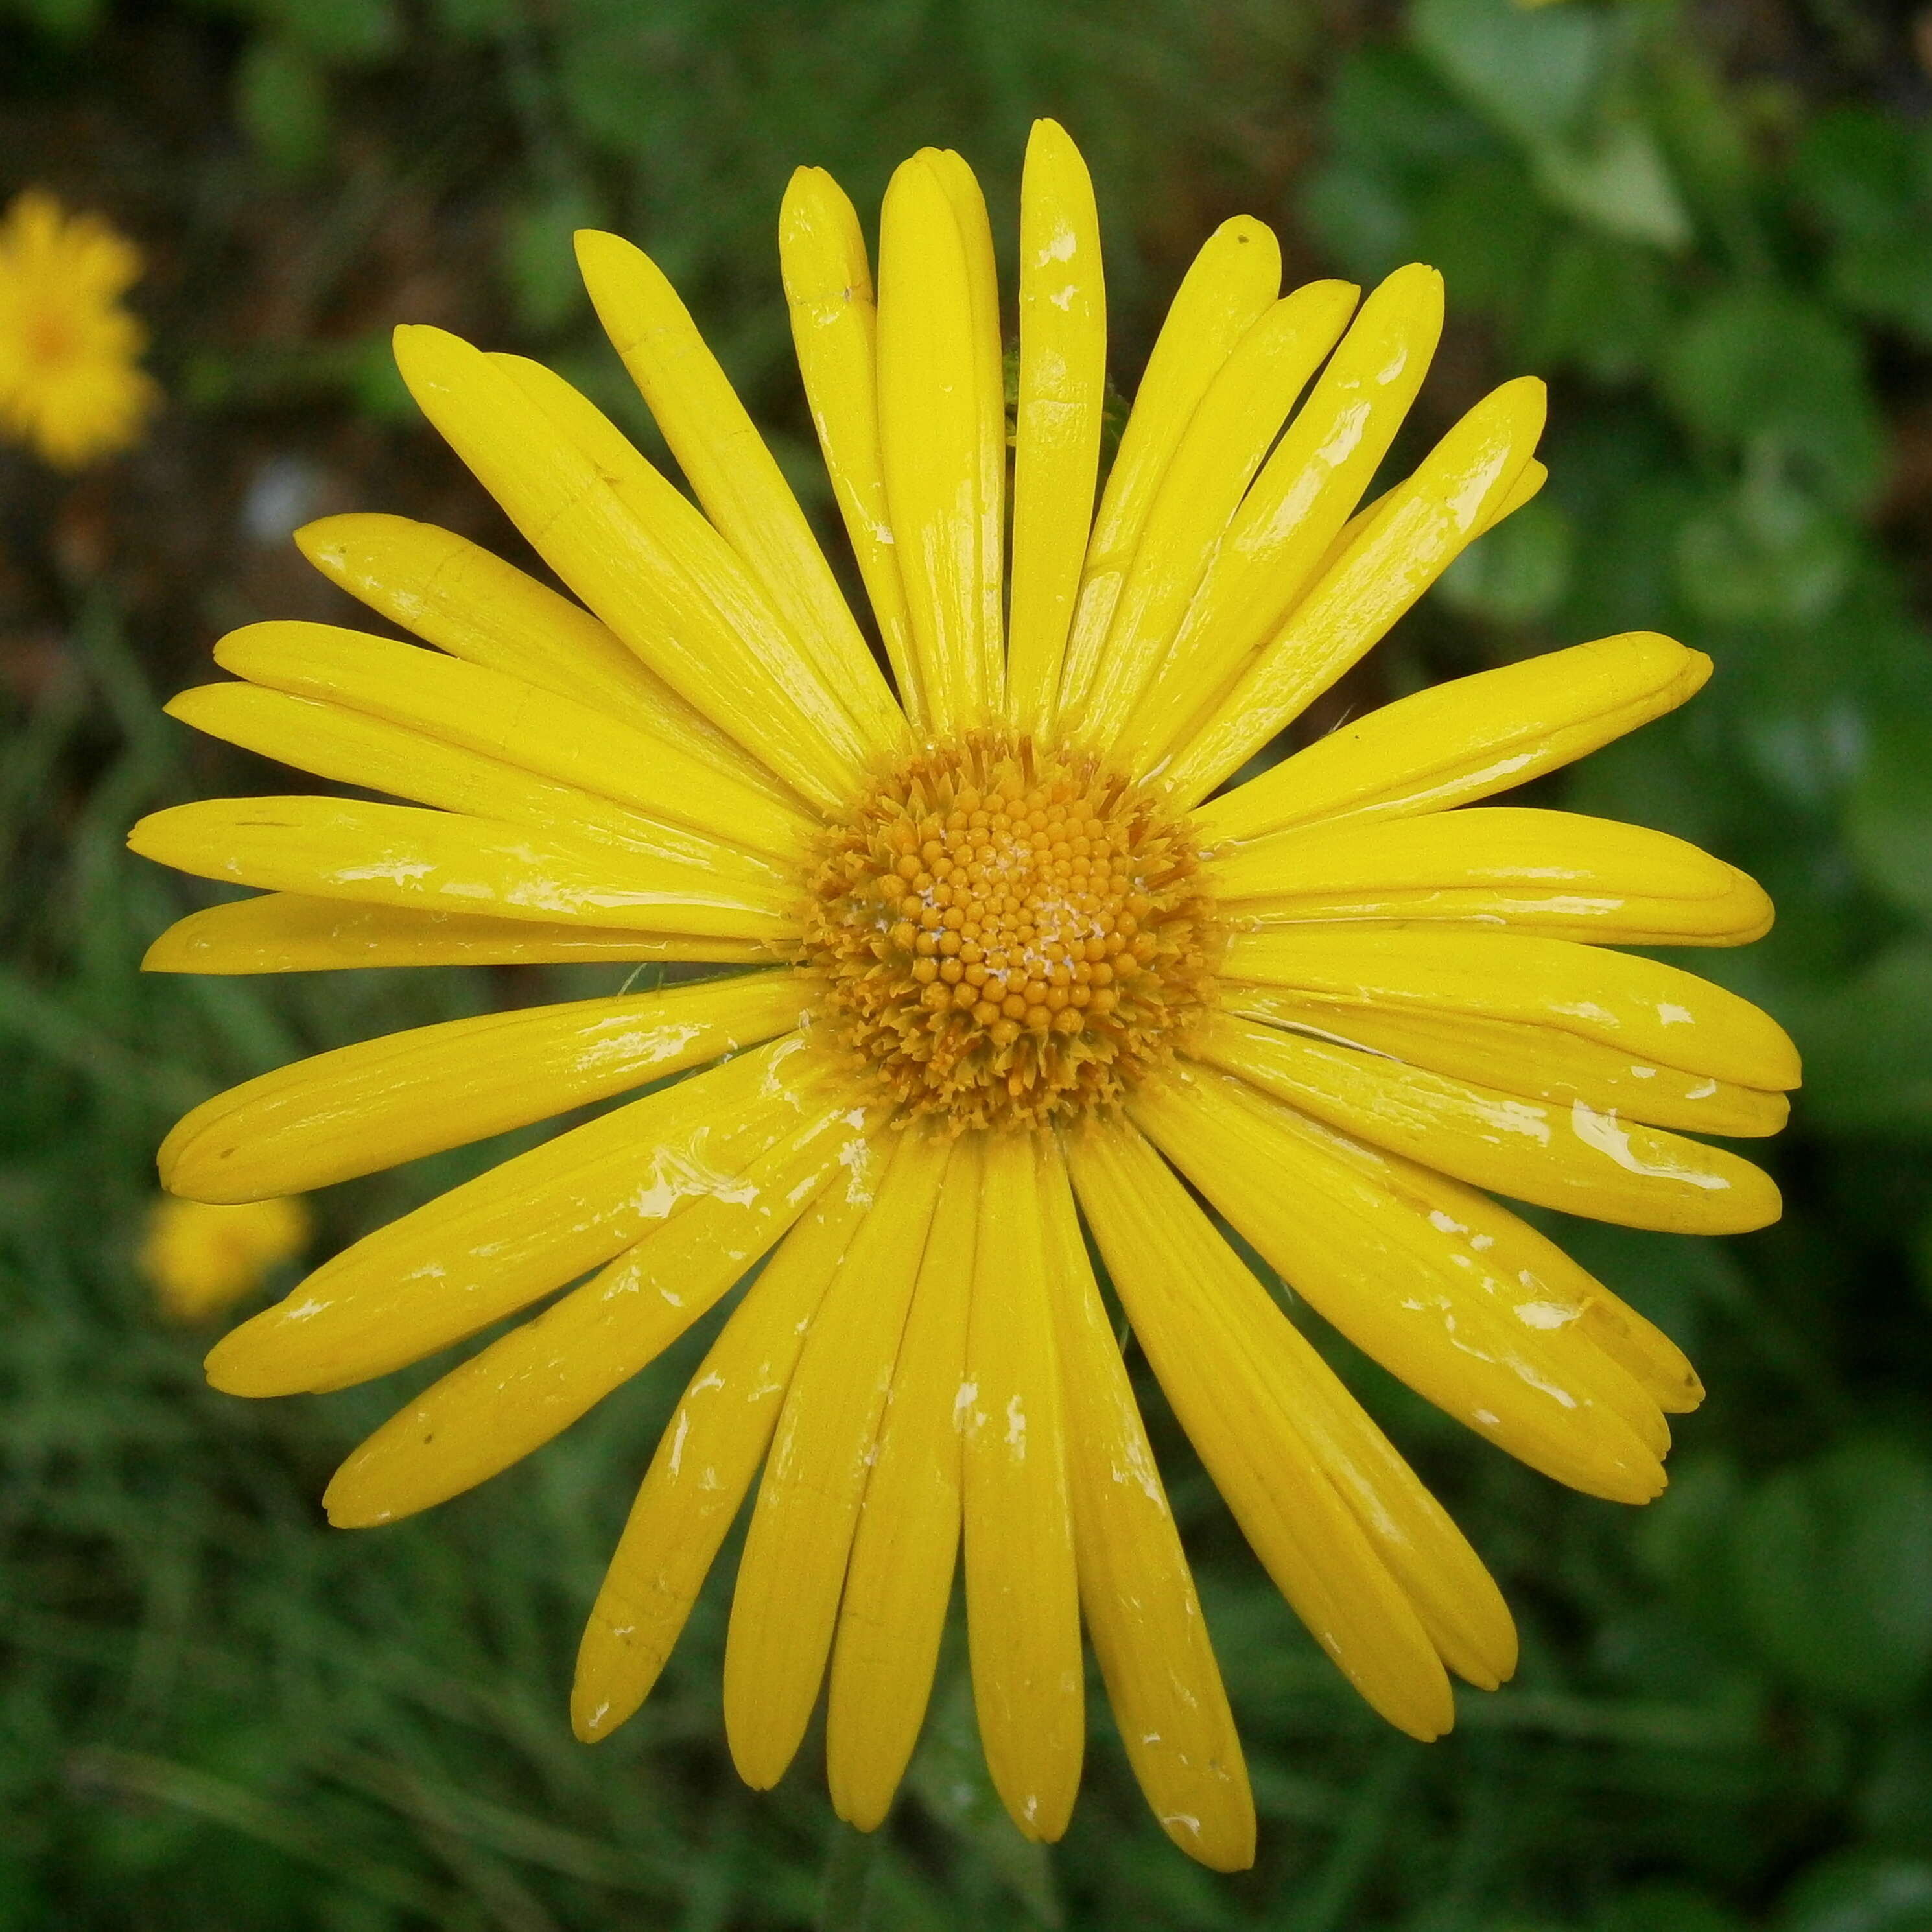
[803,734,1218,1132]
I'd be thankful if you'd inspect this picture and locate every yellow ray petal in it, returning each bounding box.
[1055,216,1282,723]
[779,166,921,720]
[1065,1118,1455,1740]
[1220,985,1788,1138]
[724,1125,949,1790]
[574,230,907,759]
[392,324,866,811]
[161,971,804,1203]
[1078,1105,1515,1697]
[163,685,799,889]
[1195,1011,1780,1235]
[141,893,769,975]
[1006,119,1106,741]
[1073,281,1360,747]
[1114,265,1439,775]
[1217,926,1800,1090]
[324,1094,864,1527]
[826,1135,980,1832]
[1210,807,1774,947]
[203,1035,827,1396]
[1037,1140,1255,1871]
[1193,633,1712,845]
[1134,1063,1672,1500]
[926,148,1007,719]
[875,153,1004,733]
[211,620,815,862]
[962,1130,1083,1842]
[293,512,787,799]
[493,349,901,769]
[129,797,799,943]
[573,1172,875,1743]
[1160,377,1548,805]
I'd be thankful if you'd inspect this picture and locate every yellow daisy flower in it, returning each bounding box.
[0,190,160,469]
[130,123,1797,1870]
[140,1193,313,1325]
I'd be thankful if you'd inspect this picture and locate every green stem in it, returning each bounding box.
[816,1818,880,1932]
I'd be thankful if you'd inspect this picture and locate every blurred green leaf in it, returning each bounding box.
[1534,116,1691,252]
[1437,493,1574,624]
[430,0,517,40]
[1778,1855,1932,1932]
[253,0,398,63]
[1599,1883,1750,1932]
[1660,289,1884,512]
[6,0,100,33]
[1799,944,1932,1136]
[1634,1454,1746,1637]
[1673,471,1854,628]
[502,185,604,333]
[1730,1441,1932,1708]
[1522,232,1673,382]
[1795,110,1932,345]
[1846,719,1932,925]
[1411,0,1610,150]
[233,36,331,177]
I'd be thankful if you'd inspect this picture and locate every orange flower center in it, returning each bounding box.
[802,733,1218,1132]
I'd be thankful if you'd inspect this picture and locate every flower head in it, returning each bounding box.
[0,191,159,469]
[140,1193,312,1324]
[130,123,1797,1869]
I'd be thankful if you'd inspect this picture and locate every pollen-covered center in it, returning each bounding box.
[803,733,1217,1132]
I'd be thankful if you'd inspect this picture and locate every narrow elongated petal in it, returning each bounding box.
[1161,377,1547,803]
[573,1173,875,1743]
[1116,265,1441,773]
[1135,1063,1673,1499]
[161,972,804,1202]
[1194,634,1712,844]
[211,620,815,862]
[293,512,784,796]
[1217,926,1801,1090]
[1006,119,1106,740]
[1211,806,1774,947]
[392,324,866,810]
[876,154,1003,732]
[1221,985,1788,1138]
[204,1037,824,1395]
[827,1136,980,1832]
[1066,1118,1456,1740]
[926,148,1007,716]
[779,167,921,719]
[575,229,907,757]
[963,1131,1083,1841]
[164,685,796,885]
[1055,217,1280,720]
[494,349,899,771]
[1085,1102,1516,1695]
[1196,1012,1780,1234]
[130,797,798,942]
[1073,282,1360,745]
[725,1127,949,1790]
[1038,1142,1254,1871]
[324,1097,862,1527]
[141,894,769,975]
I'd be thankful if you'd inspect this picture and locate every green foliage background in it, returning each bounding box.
[3,1,1931,1927]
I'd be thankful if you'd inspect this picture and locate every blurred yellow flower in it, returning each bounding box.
[140,1194,313,1325]
[0,189,160,469]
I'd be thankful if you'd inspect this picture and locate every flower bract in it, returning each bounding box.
[131,123,1798,1870]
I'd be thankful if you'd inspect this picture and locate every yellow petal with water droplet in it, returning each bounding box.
[161,972,803,1203]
